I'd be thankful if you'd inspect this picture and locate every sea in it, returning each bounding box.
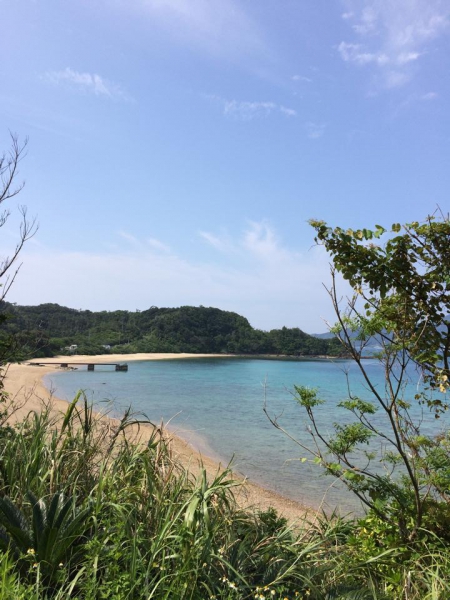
[43,357,446,515]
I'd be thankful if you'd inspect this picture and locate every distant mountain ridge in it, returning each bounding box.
[311,332,335,339]
[0,302,344,358]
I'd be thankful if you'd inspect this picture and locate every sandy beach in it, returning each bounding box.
[3,353,314,522]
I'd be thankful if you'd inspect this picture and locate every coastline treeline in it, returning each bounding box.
[0,302,343,358]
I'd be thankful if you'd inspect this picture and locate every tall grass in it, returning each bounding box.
[0,394,449,599]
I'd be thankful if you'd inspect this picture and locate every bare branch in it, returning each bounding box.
[0,133,28,205]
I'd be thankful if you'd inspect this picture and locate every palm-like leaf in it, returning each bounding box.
[0,491,92,572]
[0,496,32,556]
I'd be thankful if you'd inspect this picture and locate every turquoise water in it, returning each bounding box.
[43,357,445,514]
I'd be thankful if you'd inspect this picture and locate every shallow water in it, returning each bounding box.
[44,357,446,514]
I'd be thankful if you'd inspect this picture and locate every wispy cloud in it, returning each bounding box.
[422,91,438,101]
[208,96,297,120]
[148,238,171,253]
[44,68,133,101]
[120,232,171,253]
[201,221,299,265]
[11,221,347,331]
[280,106,297,117]
[199,231,233,252]
[224,100,276,120]
[338,42,389,66]
[305,122,326,139]
[394,89,440,113]
[200,223,283,259]
[291,75,312,83]
[242,221,289,264]
[338,1,450,88]
[119,231,142,246]
[138,0,267,64]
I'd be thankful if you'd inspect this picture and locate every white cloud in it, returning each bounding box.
[242,221,284,263]
[385,70,411,89]
[421,91,438,100]
[119,231,141,246]
[397,51,421,65]
[224,100,276,120]
[120,232,171,253]
[9,222,350,331]
[305,122,326,139]
[199,231,232,252]
[338,42,389,66]
[147,238,171,253]
[394,89,440,112]
[338,1,450,88]
[291,75,312,83]
[352,6,378,35]
[44,68,132,101]
[209,96,297,120]
[279,106,297,117]
[200,222,285,261]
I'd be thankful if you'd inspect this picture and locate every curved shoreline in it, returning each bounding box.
[3,354,316,522]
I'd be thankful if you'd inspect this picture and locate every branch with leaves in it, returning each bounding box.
[269,214,450,542]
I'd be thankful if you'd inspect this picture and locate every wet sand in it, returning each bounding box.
[3,354,317,522]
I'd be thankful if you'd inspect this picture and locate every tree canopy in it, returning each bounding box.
[279,214,450,542]
[311,214,450,401]
[0,302,342,358]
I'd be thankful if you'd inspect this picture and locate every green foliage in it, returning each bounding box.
[0,397,362,598]
[0,491,92,578]
[293,214,450,546]
[295,386,325,409]
[0,389,448,597]
[338,398,377,415]
[310,215,450,395]
[328,422,373,455]
[0,302,342,358]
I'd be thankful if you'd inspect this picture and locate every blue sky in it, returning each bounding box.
[1,0,449,331]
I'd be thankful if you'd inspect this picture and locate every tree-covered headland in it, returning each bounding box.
[0,302,342,358]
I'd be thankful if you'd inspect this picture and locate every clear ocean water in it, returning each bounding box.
[43,357,445,514]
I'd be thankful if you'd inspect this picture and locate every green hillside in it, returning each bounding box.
[0,302,342,358]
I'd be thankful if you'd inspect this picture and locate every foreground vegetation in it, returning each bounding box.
[0,394,449,599]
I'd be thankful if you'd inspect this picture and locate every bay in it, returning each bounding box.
[43,357,445,514]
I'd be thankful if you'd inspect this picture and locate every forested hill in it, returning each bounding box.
[0,302,342,358]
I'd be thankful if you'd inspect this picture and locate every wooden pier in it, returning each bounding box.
[28,362,128,372]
